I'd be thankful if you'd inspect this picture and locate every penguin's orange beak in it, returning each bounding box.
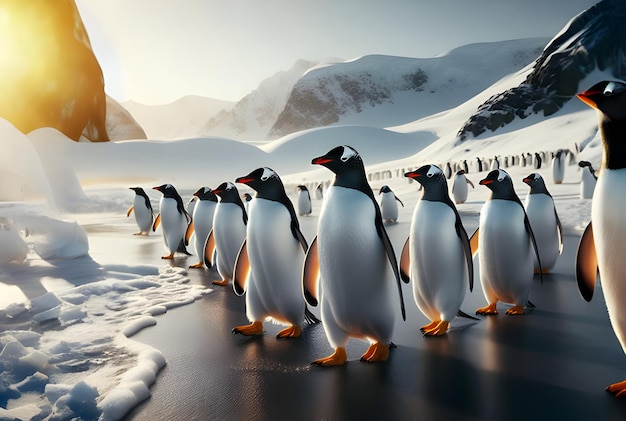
[236,177,254,184]
[522,177,532,184]
[152,186,161,191]
[404,171,421,179]
[577,91,599,109]
[312,157,332,165]
[479,179,494,185]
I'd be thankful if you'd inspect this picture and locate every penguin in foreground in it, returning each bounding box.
[127,187,154,235]
[522,173,563,274]
[470,169,542,315]
[303,145,407,366]
[379,185,404,223]
[578,160,597,199]
[152,184,191,259]
[576,80,626,396]
[186,187,218,269]
[451,170,475,204]
[296,185,312,216]
[205,182,247,286]
[232,168,319,337]
[400,165,474,336]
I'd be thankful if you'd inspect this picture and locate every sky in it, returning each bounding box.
[75,0,600,105]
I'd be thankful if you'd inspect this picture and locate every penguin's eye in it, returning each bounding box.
[426,172,434,178]
[340,155,349,162]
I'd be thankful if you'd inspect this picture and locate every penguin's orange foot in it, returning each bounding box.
[276,325,301,339]
[505,305,525,315]
[232,321,263,336]
[360,342,389,363]
[423,321,449,336]
[189,262,204,269]
[606,380,626,397]
[312,347,347,367]
[420,320,439,332]
[161,253,175,260]
[212,278,229,286]
[476,303,498,315]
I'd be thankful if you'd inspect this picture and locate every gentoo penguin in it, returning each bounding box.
[451,170,475,204]
[462,159,469,173]
[444,162,452,179]
[303,145,406,366]
[315,183,324,200]
[470,169,542,315]
[152,184,191,259]
[205,182,247,286]
[475,157,483,172]
[575,80,626,396]
[127,187,154,236]
[551,150,565,184]
[534,153,542,169]
[490,156,499,171]
[379,185,404,223]
[296,185,312,216]
[578,160,597,199]
[520,153,527,167]
[232,168,319,337]
[186,187,218,269]
[522,173,563,273]
[243,193,252,213]
[400,165,474,336]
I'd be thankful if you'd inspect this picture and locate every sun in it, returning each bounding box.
[0,0,109,142]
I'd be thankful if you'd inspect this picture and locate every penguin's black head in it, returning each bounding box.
[153,183,179,199]
[213,182,240,202]
[480,169,516,199]
[236,167,286,201]
[312,145,363,174]
[522,173,549,195]
[297,185,308,192]
[456,169,466,175]
[129,187,146,196]
[405,165,446,188]
[193,187,218,202]
[578,160,596,172]
[379,185,391,194]
[578,81,626,120]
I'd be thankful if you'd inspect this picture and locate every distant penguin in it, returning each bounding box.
[444,162,452,179]
[304,145,406,366]
[296,185,312,216]
[523,173,563,274]
[206,182,248,286]
[243,193,253,213]
[186,187,218,269]
[451,170,475,204]
[578,160,597,199]
[379,185,404,223]
[490,156,499,171]
[476,157,483,172]
[232,168,319,338]
[520,153,527,167]
[503,156,509,168]
[127,187,154,236]
[552,150,565,184]
[152,184,191,259]
[534,153,542,169]
[470,169,542,315]
[575,81,626,396]
[462,159,469,173]
[401,165,474,336]
[315,183,324,200]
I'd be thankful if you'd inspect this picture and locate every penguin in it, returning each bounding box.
[315,183,324,200]
[303,145,406,366]
[470,169,542,315]
[534,153,542,169]
[296,185,312,216]
[490,156,499,171]
[186,187,218,269]
[444,162,452,179]
[232,168,320,337]
[522,173,563,274]
[575,80,626,396]
[520,153,527,167]
[379,185,404,223]
[462,159,469,173]
[152,184,191,259]
[243,193,253,213]
[400,165,474,336]
[451,170,475,204]
[205,182,247,286]
[578,160,597,199]
[551,150,565,184]
[503,156,509,168]
[127,187,154,236]
[475,157,483,172]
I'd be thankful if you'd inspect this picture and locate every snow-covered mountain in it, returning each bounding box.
[268,39,547,139]
[457,0,626,141]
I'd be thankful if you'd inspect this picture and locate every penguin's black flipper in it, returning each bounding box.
[454,214,474,293]
[376,214,406,321]
[176,239,191,256]
[554,206,563,254]
[394,194,404,207]
[304,306,321,324]
[203,229,216,268]
[126,205,134,218]
[523,212,544,284]
[576,221,598,302]
[457,310,480,321]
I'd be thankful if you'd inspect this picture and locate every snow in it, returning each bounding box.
[0,37,612,420]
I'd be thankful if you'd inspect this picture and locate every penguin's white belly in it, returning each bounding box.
[479,200,533,305]
[524,194,560,271]
[593,170,626,352]
[192,201,216,257]
[213,203,246,279]
[581,170,596,199]
[410,201,467,322]
[133,196,152,233]
[452,176,468,204]
[159,198,187,253]
[247,199,304,323]
[552,158,564,183]
[380,192,398,222]
[318,187,394,339]
[297,191,311,215]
